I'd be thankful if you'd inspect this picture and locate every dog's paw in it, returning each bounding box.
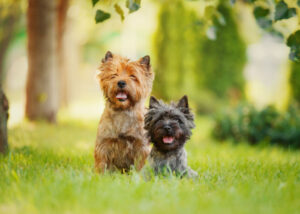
[187,168,198,178]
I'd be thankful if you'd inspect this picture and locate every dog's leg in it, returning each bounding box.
[134,146,150,171]
[94,143,108,174]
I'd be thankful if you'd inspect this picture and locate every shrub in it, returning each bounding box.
[212,104,300,149]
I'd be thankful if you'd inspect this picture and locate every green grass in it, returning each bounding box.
[1,117,300,214]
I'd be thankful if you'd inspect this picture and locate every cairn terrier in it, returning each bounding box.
[144,96,198,178]
[94,51,154,173]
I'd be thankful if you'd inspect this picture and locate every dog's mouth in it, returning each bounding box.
[162,136,174,144]
[116,91,128,102]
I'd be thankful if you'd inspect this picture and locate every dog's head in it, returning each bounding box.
[98,51,154,110]
[144,96,195,152]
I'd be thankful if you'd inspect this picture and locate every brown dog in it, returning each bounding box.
[94,51,154,173]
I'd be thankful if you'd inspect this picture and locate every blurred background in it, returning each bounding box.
[1,0,300,150]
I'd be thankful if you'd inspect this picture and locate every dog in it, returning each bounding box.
[94,51,154,173]
[144,95,198,178]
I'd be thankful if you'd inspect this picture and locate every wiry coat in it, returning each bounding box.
[144,96,198,178]
[94,51,154,173]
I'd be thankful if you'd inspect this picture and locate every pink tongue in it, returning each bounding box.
[116,92,127,99]
[163,136,174,144]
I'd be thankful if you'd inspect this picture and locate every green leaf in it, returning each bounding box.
[253,7,272,29]
[126,0,141,13]
[274,1,297,21]
[95,9,111,23]
[253,7,269,18]
[92,0,99,7]
[287,31,300,62]
[114,4,125,21]
[298,0,300,7]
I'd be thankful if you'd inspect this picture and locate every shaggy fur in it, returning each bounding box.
[94,51,154,173]
[144,96,198,178]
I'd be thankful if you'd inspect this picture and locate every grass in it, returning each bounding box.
[1,116,300,214]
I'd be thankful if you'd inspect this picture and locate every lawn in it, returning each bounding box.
[0,116,300,214]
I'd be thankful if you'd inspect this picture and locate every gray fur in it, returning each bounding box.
[144,96,198,178]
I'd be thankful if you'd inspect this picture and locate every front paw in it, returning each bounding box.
[187,169,198,178]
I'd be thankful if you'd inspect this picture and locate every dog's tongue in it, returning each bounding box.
[116,92,127,100]
[163,136,174,144]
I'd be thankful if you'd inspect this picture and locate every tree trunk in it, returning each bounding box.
[26,0,58,122]
[0,4,20,154]
[0,88,9,154]
[57,0,69,107]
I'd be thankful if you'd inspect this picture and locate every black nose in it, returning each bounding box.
[117,81,126,88]
[164,126,172,132]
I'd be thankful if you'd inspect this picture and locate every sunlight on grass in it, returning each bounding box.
[1,115,300,214]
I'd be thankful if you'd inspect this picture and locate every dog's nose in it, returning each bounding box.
[117,80,126,88]
[164,126,172,132]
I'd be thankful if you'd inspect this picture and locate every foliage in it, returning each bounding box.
[153,0,197,100]
[212,104,300,149]
[0,117,300,213]
[241,0,300,62]
[287,30,300,62]
[153,1,246,113]
[290,62,300,103]
[198,3,247,98]
[95,9,111,23]
[92,0,141,23]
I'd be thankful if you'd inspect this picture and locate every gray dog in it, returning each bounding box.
[144,95,198,178]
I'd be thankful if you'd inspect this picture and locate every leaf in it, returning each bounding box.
[92,0,99,7]
[298,0,300,7]
[287,31,300,62]
[114,4,124,21]
[253,7,270,18]
[244,0,257,3]
[95,9,111,23]
[253,7,272,29]
[126,0,141,13]
[274,1,296,21]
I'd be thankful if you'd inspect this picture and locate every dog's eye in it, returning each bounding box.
[175,118,183,124]
[130,75,137,81]
[110,74,118,79]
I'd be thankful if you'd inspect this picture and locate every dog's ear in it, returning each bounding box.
[149,96,159,109]
[139,55,151,70]
[177,95,189,113]
[102,51,113,63]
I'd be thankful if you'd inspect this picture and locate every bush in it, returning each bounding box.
[212,104,300,149]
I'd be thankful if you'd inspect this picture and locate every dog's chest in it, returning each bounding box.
[149,148,188,172]
[98,110,144,139]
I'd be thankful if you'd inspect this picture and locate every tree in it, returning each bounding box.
[290,62,300,104]
[0,1,21,154]
[57,0,70,107]
[0,90,9,154]
[26,0,58,122]
[199,3,247,98]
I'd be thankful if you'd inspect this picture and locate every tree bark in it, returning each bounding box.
[26,0,58,122]
[0,4,20,154]
[0,88,9,154]
[57,0,69,107]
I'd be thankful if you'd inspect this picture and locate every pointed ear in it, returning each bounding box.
[139,55,150,70]
[177,95,189,111]
[102,51,113,63]
[149,96,159,109]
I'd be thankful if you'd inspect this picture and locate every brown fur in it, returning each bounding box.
[94,52,154,173]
